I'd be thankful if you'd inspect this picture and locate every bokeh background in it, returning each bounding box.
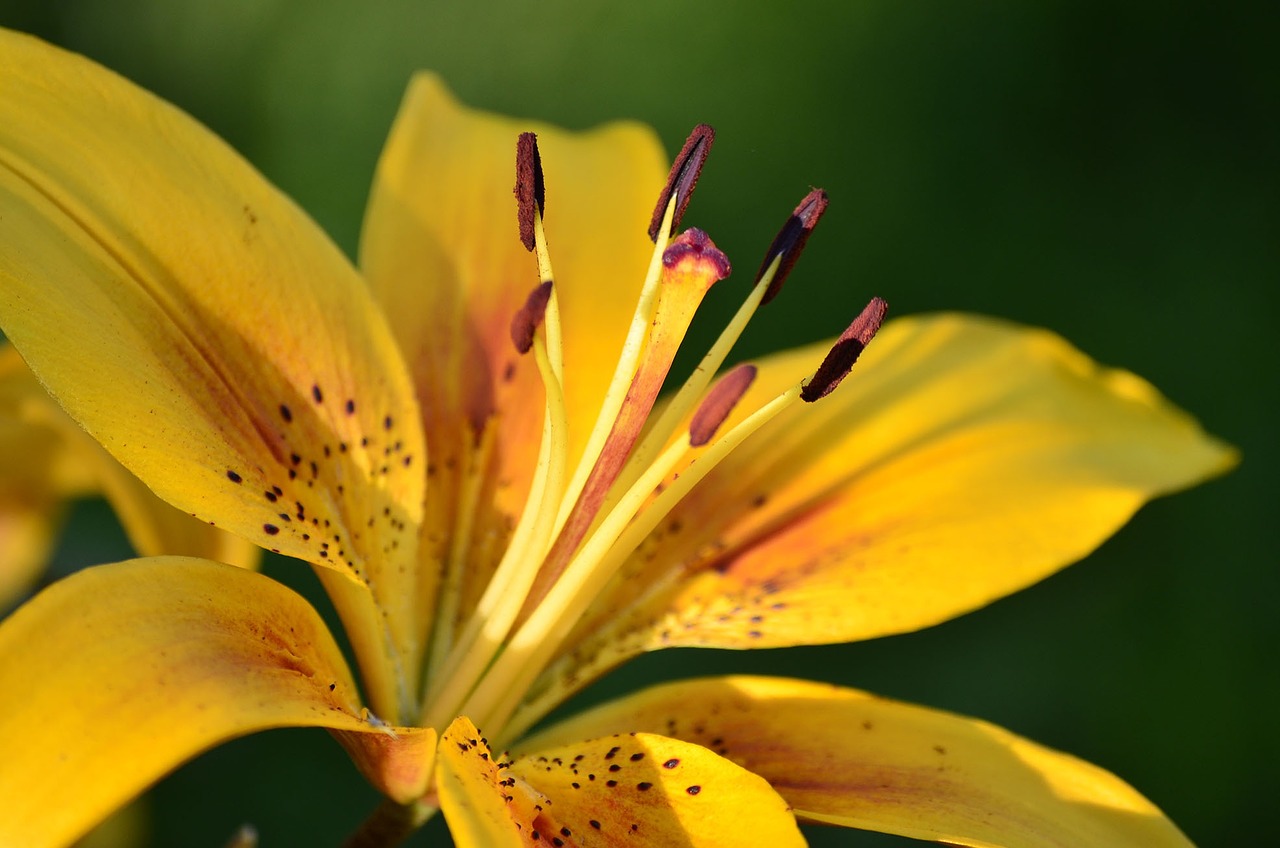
[1,1,1274,846]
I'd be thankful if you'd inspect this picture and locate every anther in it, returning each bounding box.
[510,281,554,354]
[689,364,757,447]
[515,131,546,252]
[648,124,715,241]
[800,297,888,402]
[756,189,829,305]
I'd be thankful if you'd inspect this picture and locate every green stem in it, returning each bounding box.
[341,799,436,848]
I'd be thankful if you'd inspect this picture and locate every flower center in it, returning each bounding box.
[419,126,885,741]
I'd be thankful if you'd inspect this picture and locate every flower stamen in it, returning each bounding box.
[688,363,757,447]
[422,135,571,720]
[647,123,715,242]
[800,297,888,402]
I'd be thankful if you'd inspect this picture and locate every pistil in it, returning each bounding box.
[527,228,730,602]
[548,125,715,547]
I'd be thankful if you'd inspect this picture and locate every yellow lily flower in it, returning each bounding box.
[0,343,259,611]
[0,29,1234,848]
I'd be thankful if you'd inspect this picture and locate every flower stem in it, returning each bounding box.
[341,799,435,848]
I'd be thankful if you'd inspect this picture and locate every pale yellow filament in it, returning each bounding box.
[421,210,569,725]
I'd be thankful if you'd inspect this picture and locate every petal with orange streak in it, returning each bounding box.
[520,676,1193,848]
[523,314,1235,718]
[0,558,434,848]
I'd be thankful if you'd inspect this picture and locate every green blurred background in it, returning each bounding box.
[2,1,1274,845]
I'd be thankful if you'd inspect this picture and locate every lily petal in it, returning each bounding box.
[440,716,804,847]
[361,74,667,629]
[526,314,1236,716]
[0,31,425,711]
[0,557,434,847]
[436,716,525,848]
[520,676,1193,848]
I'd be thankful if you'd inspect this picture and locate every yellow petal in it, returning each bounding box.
[361,74,667,630]
[0,557,434,847]
[526,314,1236,715]
[520,676,1193,848]
[441,716,804,847]
[436,716,525,848]
[0,31,425,712]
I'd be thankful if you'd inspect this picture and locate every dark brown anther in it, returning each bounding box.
[510,281,554,354]
[648,124,715,242]
[756,189,829,306]
[689,364,757,446]
[515,132,545,252]
[800,297,888,402]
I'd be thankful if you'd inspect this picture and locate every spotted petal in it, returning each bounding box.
[0,31,425,714]
[360,74,667,636]
[438,715,805,847]
[523,314,1235,719]
[0,558,436,848]
[519,676,1193,848]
